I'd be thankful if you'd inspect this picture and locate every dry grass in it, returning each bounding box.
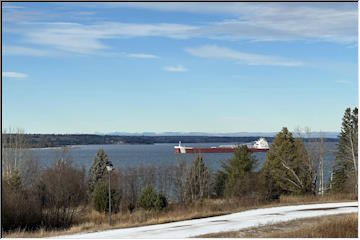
[279,192,357,204]
[266,213,358,238]
[3,193,356,238]
[200,213,358,238]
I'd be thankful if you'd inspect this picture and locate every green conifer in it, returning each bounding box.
[88,149,109,193]
[222,145,256,197]
[261,127,313,200]
[330,107,358,193]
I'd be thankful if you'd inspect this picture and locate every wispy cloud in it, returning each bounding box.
[2,3,356,55]
[164,65,188,72]
[13,22,197,54]
[186,45,303,67]
[2,71,28,79]
[120,3,357,44]
[3,45,50,56]
[2,4,24,9]
[335,80,352,84]
[127,53,159,59]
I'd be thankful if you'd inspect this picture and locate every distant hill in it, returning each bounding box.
[104,131,339,138]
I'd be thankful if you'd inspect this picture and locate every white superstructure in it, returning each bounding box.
[252,138,269,149]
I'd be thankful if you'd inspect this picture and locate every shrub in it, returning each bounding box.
[7,169,22,189]
[137,185,167,211]
[154,193,168,211]
[2,177,42,231]
[137,185,158,210]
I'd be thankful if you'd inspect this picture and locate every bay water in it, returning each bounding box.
[28,141,337,184]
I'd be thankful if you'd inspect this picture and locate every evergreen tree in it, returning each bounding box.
[7,168,22,190]
[221,145,256,198]
[261,127,313,200]
[154,193,168,211]
[351,107,358,165]
[213,170,227,198]
[137,185,158,210]
[185,155,210,201]
[330,107,358,193]
[88,149,110,193]
[294,139,314,194]
[92,181,120,213]
[137,185,168,211]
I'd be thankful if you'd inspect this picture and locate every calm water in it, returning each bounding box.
[28,141,338,183]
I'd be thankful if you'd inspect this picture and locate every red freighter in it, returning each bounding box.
[174,138,269,154]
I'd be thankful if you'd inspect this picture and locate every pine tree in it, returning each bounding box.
[88,149,110,193]
[221,145,256,198]
[330,107,358,193]
[294,138,314,194]
[185,155,210,201]
[261,127,313,200]
[351,107,358,173]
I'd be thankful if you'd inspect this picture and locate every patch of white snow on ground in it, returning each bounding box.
[55,202,357,238]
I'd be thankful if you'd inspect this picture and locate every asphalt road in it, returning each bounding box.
[58,202,357,238]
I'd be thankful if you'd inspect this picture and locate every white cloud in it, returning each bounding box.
[164,65,188,72]
[3,45,50,56]
[15,22,197,54]
[186,45,302,67]
[127,53,159,59]
[3,3,356,55]
[2,71,28,79]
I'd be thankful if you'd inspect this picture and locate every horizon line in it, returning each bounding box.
[2,131,340,137]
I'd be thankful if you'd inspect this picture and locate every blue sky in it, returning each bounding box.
[2,2,358,134]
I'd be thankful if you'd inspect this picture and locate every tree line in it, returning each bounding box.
[2,107,357,232]
[2,133,338,148]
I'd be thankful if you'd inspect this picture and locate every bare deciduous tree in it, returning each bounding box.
[173,161,188,203]
[40,147,87,228]
[2,128,30,176]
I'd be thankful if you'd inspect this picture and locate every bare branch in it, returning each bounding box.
[281,176,302,189]
[281,161,303,188]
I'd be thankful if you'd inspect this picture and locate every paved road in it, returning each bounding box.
[58,202,357,238]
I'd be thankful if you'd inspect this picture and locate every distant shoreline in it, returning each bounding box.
[3,134,338,149]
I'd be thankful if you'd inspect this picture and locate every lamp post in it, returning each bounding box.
[106,161,114,226]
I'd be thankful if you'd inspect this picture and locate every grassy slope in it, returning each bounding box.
[199,213,358,238]
[4,193,356,238]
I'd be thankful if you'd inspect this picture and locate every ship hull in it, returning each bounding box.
[174,138,269,154]
[175,147,268,154]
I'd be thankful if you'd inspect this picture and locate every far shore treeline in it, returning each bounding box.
[2,134,338,149]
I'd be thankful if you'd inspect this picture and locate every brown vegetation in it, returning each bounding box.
[199,213,357,238]
[3,193,355,238]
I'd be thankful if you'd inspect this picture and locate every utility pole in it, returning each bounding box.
[319,136,324,196]
[106,161,114,226]
[109,171,111,225]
